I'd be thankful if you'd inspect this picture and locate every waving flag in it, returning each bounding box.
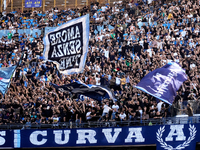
[52,81,115,101]
[43,14,89,75]
[0,66,16,95]
[135,62,187,105]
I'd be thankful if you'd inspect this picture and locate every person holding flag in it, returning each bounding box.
[179,103,193,123]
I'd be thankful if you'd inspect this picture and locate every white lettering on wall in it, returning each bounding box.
[76,130,97,144]
[102,128,122,143]
[165,125,186,141]
[14,130,21,148]
[125,128,145,143]
[30,131,47,145]
[0,131,5,145]
[53,130,71,145]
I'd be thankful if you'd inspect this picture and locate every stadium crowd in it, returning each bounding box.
[0,0,199,127]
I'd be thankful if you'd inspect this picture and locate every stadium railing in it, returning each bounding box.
[0,21,155,39]
[0,116,200,130]
[0,29,42,38]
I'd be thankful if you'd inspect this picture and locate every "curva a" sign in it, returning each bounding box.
[0,124,198,150]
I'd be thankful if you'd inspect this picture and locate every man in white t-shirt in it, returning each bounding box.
[112,101,119,112]
[147,47,153,57]
[86,108,92,121]
[157,39,163,50]
[187,12,193,18]
[119,111,126,121]
[99,102,111,121]
[181,28,187,37]
[116,75,121,85]
[104,48,109,59]
[101,6,107,12]
[103,102,111,115]
[157,100,163,112]
[95,74,101,85]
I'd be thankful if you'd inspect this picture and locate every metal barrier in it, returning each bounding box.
[0,29,42,38]
[0,116,200,130]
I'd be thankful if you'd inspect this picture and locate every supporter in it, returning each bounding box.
[52,114,59,128]
[86,107,92,121]
[119,111,126,121]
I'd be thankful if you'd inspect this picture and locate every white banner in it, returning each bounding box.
[43,14,90,75]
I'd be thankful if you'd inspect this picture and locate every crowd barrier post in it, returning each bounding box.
[11,0,13,11]
[0,0,2,12]
[22,0,24,12]
[54,0,56,8]
[86,0,88,6]
[75,0,77,7]
[64,0,66,9]
[43,0,45,11]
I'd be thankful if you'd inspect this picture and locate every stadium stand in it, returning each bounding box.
[0,0,199,130]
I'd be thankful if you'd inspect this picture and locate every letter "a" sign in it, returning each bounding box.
[165,125,186,141]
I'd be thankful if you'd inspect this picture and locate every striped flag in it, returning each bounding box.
[0,66,16,95]
[52,80,115,101]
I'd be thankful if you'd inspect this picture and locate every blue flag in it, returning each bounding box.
[52,81,115,101]
[135,62,187,105]
[0,66,16,95]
